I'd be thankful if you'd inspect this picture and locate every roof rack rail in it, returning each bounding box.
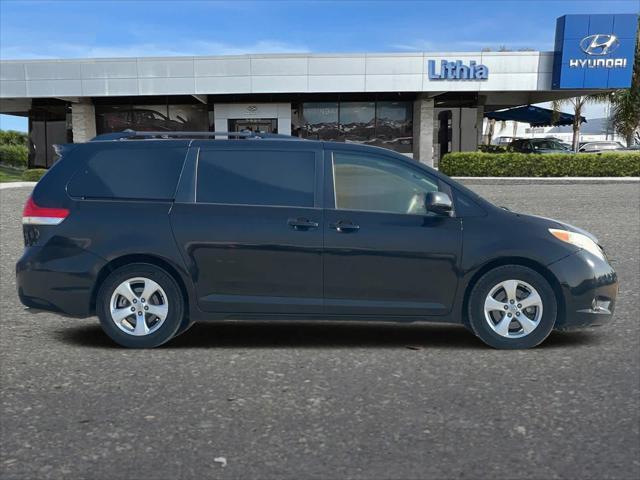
[90,130,300,142]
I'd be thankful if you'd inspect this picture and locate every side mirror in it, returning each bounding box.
[425,191,453,216]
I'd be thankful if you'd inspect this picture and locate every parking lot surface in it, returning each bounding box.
[1,183,639,480]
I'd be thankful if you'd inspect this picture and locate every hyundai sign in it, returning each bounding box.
[553,14,638,89]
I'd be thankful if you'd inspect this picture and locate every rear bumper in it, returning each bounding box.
[16,246,106,317]
[548,250,618,330]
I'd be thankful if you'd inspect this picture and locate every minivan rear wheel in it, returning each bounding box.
[96,263,184,348]
[468,265,557,349]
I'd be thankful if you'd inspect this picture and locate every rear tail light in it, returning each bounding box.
[22,196,69,225]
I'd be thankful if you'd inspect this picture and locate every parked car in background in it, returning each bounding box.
[492,136,521,146]
[544,136,572,150]
[510,138,570,154]
[16,130,618,350]
[578,141,625,153]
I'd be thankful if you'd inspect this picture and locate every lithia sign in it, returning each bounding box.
[427,60,489,80]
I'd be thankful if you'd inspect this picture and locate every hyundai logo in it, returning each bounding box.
[580,34,620,55]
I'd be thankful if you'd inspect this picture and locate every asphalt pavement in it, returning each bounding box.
[1,183,639,480]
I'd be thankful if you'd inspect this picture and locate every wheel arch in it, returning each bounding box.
[461,257,565,326]
[90,254,192,321]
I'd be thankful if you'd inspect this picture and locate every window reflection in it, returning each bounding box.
[96,104,208,133]
[301,102,341,141]
[168,104,208,131]
[301,101,412,153]
[341,102,375,144]
[373,101,413,153]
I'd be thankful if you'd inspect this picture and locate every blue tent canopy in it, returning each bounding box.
[485,105,586,127]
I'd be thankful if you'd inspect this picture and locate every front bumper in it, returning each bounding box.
[548,249,618,330]
[16,245,106,317]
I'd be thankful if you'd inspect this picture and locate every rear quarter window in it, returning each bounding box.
[68,143,188,200]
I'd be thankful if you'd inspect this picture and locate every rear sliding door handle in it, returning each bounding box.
[330,220,360,233]
[287,217,319,231]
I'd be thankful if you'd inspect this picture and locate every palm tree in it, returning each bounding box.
[609,89,640,147]
[608,19,640,147]
[551,94,610,151]
[484,118,495,145]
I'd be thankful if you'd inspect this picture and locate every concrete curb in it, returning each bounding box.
[0,182,37,190]
[454,177,640,185]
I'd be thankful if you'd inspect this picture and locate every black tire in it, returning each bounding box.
[173,317,195,339]
[96,263,185,348]
[468,265,557,349]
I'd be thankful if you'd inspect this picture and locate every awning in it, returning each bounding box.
[484,105,586,127]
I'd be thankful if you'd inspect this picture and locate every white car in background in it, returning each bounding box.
[578,141,625,153]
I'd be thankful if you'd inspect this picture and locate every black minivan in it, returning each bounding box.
[17,131,618,349]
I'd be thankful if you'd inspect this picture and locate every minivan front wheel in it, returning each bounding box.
[97,263,184,348]
[468,265,557,349]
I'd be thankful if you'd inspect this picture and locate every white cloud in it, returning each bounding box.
[389,38,554,53]
[390,40,438,52]
[0,39,309,60]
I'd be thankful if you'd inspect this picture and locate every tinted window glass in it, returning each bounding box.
[68,144,187,200]
[197,150,315,207]
[333,152,439,215]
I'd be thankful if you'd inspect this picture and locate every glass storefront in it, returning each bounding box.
[300,102,340,140]
[28,103,72,168]
[301,101,412,153]
[96,102,208,133]
[228,118,278,133]
[341,102,375,143]
[21,98,415,170]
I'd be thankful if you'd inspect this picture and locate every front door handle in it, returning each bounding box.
[288,217,319,231]
[330,220,360,233]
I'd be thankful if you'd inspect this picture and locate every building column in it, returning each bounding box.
[71,100,96,143]
[276,103,291,136]
[412,96,434,167]
[476,104,485,145]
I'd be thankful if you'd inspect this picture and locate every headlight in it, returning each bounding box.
[549,228,605,260]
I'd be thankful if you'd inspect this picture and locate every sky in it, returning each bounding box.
[1,0,638,131]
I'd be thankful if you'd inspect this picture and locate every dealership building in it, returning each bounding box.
[0,13,637,168]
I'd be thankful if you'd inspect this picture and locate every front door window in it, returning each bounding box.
[332,152,439,216]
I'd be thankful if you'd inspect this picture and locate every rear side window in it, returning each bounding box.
[68,144,187,200]
[197,149,315,207]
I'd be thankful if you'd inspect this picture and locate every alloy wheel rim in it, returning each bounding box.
[109,277,168,336]
[483,279,543,338]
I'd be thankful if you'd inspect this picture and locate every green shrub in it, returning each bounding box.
[439,152,640,177]
[21,169,47,182]
[0,144,28,168]
[0,130,28,147]
[477,144,507,153]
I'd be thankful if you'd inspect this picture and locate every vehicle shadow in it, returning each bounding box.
[55,321,603,350]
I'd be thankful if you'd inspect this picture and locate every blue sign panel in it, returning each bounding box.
[553,14,638,89]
